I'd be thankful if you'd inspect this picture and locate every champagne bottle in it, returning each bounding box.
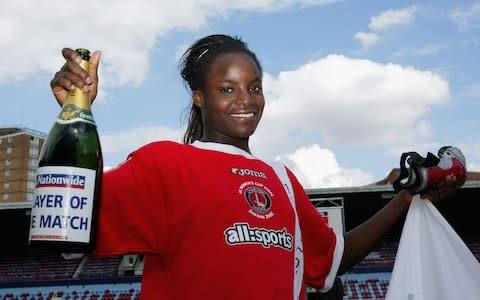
[29,48,102,252]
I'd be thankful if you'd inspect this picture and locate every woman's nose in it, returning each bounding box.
[236,89,253,105]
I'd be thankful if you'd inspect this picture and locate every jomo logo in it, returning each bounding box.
[225,223,293,251]
[36,174,86,189]
[231,167,267,179]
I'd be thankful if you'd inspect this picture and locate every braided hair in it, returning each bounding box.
[179,34,262,144]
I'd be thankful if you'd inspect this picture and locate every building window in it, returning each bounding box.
[27,192,34,201]
[3,193,8,200]
[7,137,13,143]
[4,182,10,189]
[5,159,12,166]
[7,147,12,154]
[0,138,2,144]
[4,170,11,177]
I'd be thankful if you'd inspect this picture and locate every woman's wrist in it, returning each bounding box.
[394,189,413,209]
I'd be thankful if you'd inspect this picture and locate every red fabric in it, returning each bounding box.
[94,141,338,299]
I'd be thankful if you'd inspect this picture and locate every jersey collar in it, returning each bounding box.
[191,141,256,159]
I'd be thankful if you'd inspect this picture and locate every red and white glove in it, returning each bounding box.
[393,146,466,195]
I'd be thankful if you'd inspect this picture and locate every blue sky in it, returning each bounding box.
[1,0,479,188]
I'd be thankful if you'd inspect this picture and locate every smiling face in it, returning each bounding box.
[193,52,264,152]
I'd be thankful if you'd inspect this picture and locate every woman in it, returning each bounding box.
[51,34,447,299]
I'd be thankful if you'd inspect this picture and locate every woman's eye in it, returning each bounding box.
[220,87,233,93]
[251,85,262,93]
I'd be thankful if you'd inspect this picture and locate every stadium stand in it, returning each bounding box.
[0,251,78,283]
[78,256,123,279]
[342,278,389,300]
[350,239,398,273]
[0,287,141,300]
[0,251,142,300]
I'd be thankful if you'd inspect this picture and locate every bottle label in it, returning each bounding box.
[57,103,96,125]
[29,166,96,244]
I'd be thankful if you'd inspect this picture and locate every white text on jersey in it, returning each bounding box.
[231,168,267,179]
[224,223,292,250]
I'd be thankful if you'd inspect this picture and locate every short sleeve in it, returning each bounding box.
[94,143,170,256]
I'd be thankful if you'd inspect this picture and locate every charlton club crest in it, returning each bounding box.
[239,181,274,219]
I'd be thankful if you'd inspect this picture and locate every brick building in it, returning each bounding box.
[0,127,46,208]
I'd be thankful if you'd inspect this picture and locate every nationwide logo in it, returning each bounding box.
[224,223,293,251]
[36,174,86,189]
[231,167,267,179]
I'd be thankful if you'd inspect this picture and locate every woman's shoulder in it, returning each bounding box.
[137,140,183,151]
[129,140,188,158]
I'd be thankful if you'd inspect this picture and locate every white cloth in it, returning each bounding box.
[386,195,480,300]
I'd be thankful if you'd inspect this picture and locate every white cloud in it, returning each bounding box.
[276,144,374,188]
[354,32,379,48]
[0,0,338,85]
[252,54,450,159]
[354,6,417,48]
[369,5,417,31]
[450,2,480,29]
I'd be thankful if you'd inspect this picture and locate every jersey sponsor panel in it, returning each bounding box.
[224,223,293,250]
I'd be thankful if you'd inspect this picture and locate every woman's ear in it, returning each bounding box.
[193,90,203,108]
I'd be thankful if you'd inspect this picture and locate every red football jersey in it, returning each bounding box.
[95,141,343,299]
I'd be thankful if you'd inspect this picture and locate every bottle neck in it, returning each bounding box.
[63,59,90,110]
[57,59,96,125]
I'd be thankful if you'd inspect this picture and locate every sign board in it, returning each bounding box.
[316,206,344,235]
